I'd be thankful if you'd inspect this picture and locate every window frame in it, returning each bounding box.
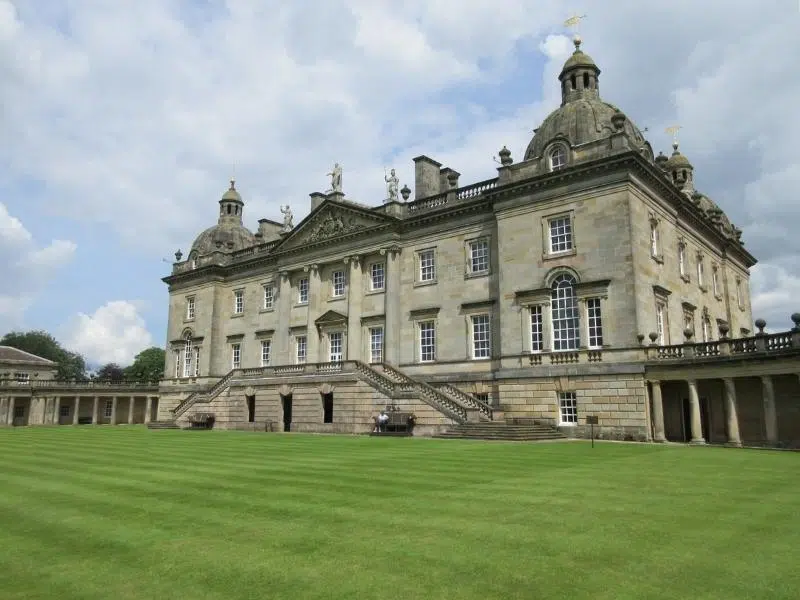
[369,326,384,364]
[549,146,567,171]
[551,274,580,352]
[530,305,544,353]
[586,297,603,349]
[466,237,490,276]
[295,335,307,364]
[186,296,195,321]
[297,277,309,305]
[231,343,242,369]
[548,215,574,254]
[262,283,274,311]
[418,320,436,363]
[558,391,578,426]
[328,331,344,362]
[331,270,346,298]
[233,289,244,315]
[469,313,492,360]
[260,339,272,367]
[416,248,437,284]
[369,262,385,292]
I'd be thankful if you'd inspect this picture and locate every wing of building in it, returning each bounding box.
[157,37,800,447]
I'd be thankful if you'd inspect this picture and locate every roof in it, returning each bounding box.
[0,346,57,366]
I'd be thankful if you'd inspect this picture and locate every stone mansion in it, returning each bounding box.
[154,37,800,446]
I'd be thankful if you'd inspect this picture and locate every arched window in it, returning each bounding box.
[551,274,580,351]
[549,146,567,171]
[183,334,193,378]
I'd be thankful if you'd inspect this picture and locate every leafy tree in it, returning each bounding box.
[0,330,88,381]
[123,347,165,382]
[94,362,125,381]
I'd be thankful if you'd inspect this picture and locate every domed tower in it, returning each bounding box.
[664,143,695,198]
[218,179,245,226]
[187,180,256,264]
[559,36,600,105]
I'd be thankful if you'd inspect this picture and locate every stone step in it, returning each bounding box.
[147,421,180,430]
[432,433,565,441]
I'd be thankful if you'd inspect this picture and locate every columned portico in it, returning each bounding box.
[761,375,778,444]
[648,380,666,442]
[382,246,401,365]
[145,396,154,424]
[73,397,80,425]
[53,397,61,424]
[686,379,705,444]
[92,397,99,425]
[722,378,742,447]
[7,397,15,425]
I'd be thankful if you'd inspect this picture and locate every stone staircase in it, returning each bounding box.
[433,421,566,442]
[146,420,181,430]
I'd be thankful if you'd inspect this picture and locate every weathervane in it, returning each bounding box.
[564,13,587,44]
[665,125,682,146]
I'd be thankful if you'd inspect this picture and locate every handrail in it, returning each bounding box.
[436,383,493,421]
[650,329,799,362]
[380,364,468,422]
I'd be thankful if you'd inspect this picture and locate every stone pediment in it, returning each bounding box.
[315,310,348,327]
[277,201,393,251]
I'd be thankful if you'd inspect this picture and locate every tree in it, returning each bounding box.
[94,363,125,381]
[123,347,165,382]
[0,330,87,381]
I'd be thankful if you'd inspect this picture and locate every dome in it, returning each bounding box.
[665,143,692,170]
[560,47,598,74]
[524,100,648,161]
[190,224,256,257]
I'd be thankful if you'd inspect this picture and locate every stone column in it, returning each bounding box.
[382,246,402,365]
[686,379,705,444]
[92,397,99,425]
[7,397,15,425]
[110,396,118,425]
[346,256,363,362]
[0,397,6,426]
[649,380,666,442]
[722,378,742,447]
[275,271,292,365]
[128,396,135,424]
[54,397,61,425]
[144,396,153,424]
[72,397,80,425]
[761,375,778,445]
[305,264,321,363]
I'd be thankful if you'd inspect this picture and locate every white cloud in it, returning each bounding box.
[61,301,153,366]
[0,202,76,331]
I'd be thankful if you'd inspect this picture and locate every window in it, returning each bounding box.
[736,278,744,308]
[13,372,29,383]
[332,270,346,297]
[678,243,686,278]
[183,337,193,378]
[558,392,578,425]
[656,302,667,345]
[369,327,384,363]
[233,289,244,314]
[60,405,70,418]
[549,216,573,253]
[712,266,720,297]
[530,306,544,352]
[260,340,271,367]
[650,220,660,257]
[419,321,436,362]
[370,263,385,291]
[174,350,181,378]
[683,308,695,336]
[329,332,343,362]
[471,314,491,359]
[474,393,490,405]
[551,274,580,351]
[298,278,309,304]
[194,347,200,377]
[468,239,490,274]
[296,336,307,364]
[246,395,255,423]
[231,343,241,369]
[104,400,113,418]
[697,255,705,287]
[262,284,274,310]
[418,249,436,282]
[186,296,195,320]
[322,392,334,424]
[586,298,603,348]
[549,147,566,171]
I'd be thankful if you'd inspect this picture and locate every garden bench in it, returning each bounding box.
[188,412,215,429]
[374,411,415,435]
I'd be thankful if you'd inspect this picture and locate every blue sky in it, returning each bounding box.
[1,0,799,366]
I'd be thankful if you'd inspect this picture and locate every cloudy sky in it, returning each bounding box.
[1,0,799,365]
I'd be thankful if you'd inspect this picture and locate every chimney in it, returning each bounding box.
[310,192,327,212]
[413,155,442,200]
[440,167,460,190]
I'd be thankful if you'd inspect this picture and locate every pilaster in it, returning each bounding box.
[111,396,118,425]
[7,397,15,425]
[128,396,135,424]
[305,264,321,363]
[275,271,292,365]
[346,255,363,361]
[381,246,402,365]
[145,397,153,424]
[648,380,666,442]
[92,397,99,425]
[761,375,778,445]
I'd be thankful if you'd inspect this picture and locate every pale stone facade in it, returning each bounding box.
[157,38,800,446]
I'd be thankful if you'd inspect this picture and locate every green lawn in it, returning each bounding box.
[0,429,798,600]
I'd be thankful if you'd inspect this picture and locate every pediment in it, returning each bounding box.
[315,310,348,326]
[277,200,394,251]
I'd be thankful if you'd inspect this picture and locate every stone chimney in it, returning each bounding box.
[310,192,327,212]
[440,167,460,191]
[413,155,442,200]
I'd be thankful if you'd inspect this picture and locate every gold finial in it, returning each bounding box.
[564,13,587,47]
[665,125,682,148]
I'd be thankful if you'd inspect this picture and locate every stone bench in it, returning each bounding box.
[373,411,415,436]
[188,412,215,429]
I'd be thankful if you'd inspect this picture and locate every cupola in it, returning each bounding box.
[558,36,601,106]
[218,179,244,226]
[664,143,695,197]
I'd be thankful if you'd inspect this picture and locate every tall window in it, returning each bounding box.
[233,290,244,314]
[549,147,566,171]
[329,332,343,362]
[332,271,346,297]
[712,266,719,296]
[183,336,193,378]
[549,216,573,253]
[260,340,272,367]
[678,243,686,277]
[471,314,491,359]
[193,347,200,376]
[298,278,309,304]
[586,298,603,348]
[369,327,384,363]
[469,239,489,274]
[296,336,307,364]
[702,315,712,342]
[186,297,195,320]
[174,350,181,378]
[231,343,241,369]
[419,321,436,362]
[322,393,334,424]
[736,278,743,307]
[650,221,660,257]
[104,400,113,418]
[263,284,274,310]
[656,302,667,345]
[558,392,578,425]
[418,249,436,282]
[530,306,544,352]
[551,274,579,351]
[697,256,705,287]
[370,263,385,291]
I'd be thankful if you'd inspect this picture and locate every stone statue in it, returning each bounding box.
[280,205,294,232]
[384,167,399,202]
[327,162,342,193]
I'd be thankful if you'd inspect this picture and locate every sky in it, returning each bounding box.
[1,0,799,367]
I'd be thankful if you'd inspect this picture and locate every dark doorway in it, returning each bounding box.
[281,394,292,432]
[700,397,710,442]
[246,395,256,423]
[322,392,333,424]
